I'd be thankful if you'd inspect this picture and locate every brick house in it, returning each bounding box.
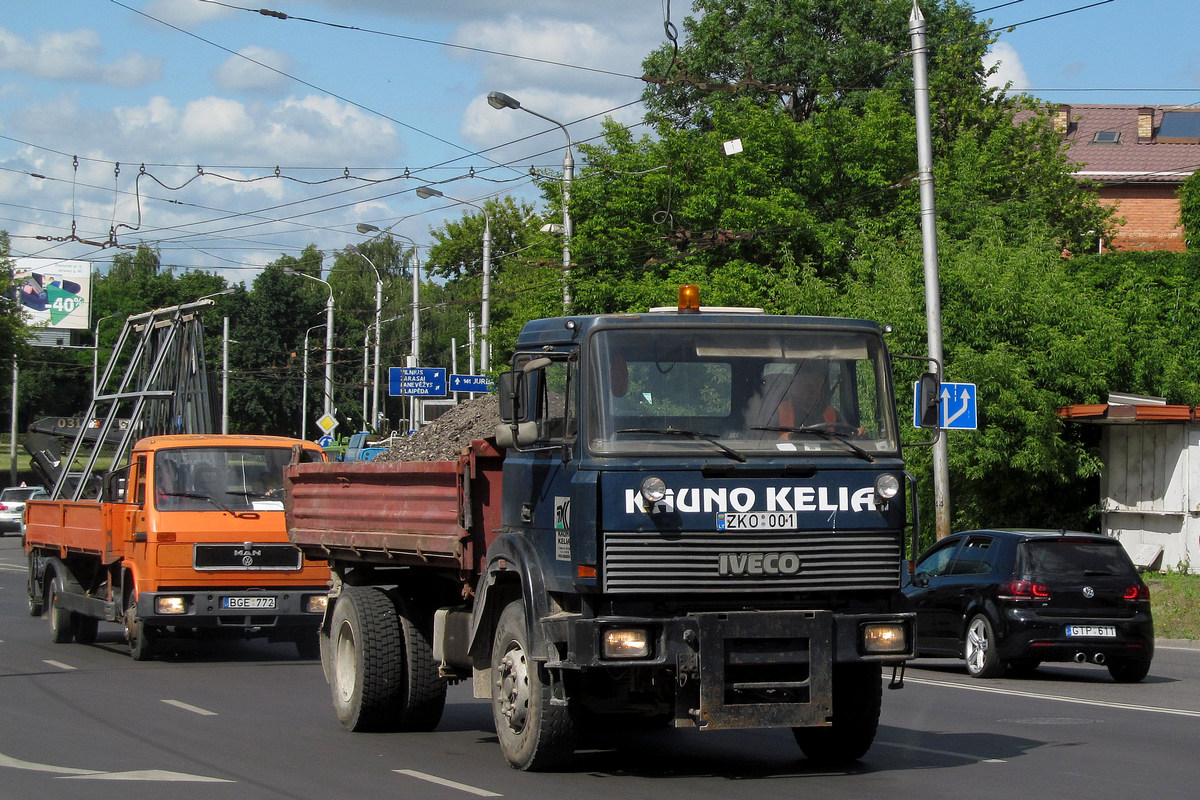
[1052,104,1200,252]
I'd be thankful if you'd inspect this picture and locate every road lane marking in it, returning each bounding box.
[395,769,502,797]
[0,751,231,782]
[43,660,75,671]
[875,741,1005,763]
[904,675,1200,718]
[162,699,217,716]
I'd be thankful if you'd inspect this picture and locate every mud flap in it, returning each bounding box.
[682,610,834,730]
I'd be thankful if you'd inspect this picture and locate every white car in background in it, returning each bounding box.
[0,485,46,535]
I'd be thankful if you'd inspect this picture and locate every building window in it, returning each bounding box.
[1157,111,1200,144]
[1092,130,1121,144]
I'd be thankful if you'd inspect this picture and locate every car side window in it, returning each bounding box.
[948,535,998,575]
[915,540,960,579]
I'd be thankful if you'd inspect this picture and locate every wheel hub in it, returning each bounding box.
[496,646,530,732]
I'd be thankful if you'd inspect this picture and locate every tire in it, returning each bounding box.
[390,595,447,731]
[329,586,405,731]
[792,663,882,764]
[27,556,43,617]
[1107,657,1152,683]
[73,614,99,645]
[491,600,576,771]
[964,614,1005,678]
[125,597,157,661]
[48,580,74,644]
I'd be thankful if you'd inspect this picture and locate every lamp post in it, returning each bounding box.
[487,90,573,312]
[91,313,122,399]
[284,268,335,420]
[199,288,236,434]
[346,244,383,430]
[299,323,325,440]
[415,186,491,372]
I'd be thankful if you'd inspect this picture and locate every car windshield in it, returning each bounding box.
[1018,540,1136,579]
[587,326,898,457]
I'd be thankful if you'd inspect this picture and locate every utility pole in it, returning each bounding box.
[910,2,951,540]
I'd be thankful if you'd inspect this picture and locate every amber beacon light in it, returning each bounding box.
[677,284,701,312]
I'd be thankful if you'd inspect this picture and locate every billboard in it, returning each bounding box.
[12,258,92,332]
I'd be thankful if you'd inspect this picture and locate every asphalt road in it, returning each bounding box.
[2,533,1199,800]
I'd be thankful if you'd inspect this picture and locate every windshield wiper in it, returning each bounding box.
[162,491,245,516]
[616,428,747,463]
[750,425,875,462]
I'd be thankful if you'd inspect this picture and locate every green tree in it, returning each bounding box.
[1179,170,1200,250]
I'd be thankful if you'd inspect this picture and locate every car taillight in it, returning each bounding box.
[1123,584,1150,601]
[0,503,9,511]
[1000,579,1052,601]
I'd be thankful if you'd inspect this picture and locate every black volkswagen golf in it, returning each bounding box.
[902,529,1154,682]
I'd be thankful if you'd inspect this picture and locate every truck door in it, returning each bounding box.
[500,353,580,592]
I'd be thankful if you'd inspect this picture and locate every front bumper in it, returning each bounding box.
[136,588,327,630]
[549,609,913,730]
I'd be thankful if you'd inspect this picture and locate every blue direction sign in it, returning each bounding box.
[390,366,447,397]
[450,373,493,393]
[913,381,978,430]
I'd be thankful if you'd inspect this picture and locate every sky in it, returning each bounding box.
[2,0,1199,289]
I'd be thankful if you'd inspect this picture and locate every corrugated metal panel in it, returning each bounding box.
[602,529,899,594]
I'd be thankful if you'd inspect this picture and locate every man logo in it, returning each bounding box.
[718,552,802,577]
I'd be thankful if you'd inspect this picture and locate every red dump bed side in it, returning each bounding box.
[284,439,504,578]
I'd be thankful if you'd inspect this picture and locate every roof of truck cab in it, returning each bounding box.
[515,311,883,347]
[133,434,324,452]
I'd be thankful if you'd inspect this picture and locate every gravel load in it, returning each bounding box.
[375,395,502,462]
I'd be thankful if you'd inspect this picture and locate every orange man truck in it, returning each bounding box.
[24,434,332,659]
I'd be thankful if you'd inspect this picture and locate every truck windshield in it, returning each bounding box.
[154,446,318,511]
[588,326,898,457]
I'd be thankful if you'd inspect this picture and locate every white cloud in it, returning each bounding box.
[212,46,294,92]
[0,27,161,86]
[143,0,232,27]
[984,42,1030,92]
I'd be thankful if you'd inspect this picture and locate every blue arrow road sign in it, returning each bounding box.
[390,366,447,397]
[913,381,978,430]
[450,373,493,393]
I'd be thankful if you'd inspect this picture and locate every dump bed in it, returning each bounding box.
[284,439,504,577]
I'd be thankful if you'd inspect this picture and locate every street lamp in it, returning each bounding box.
[299,323,325,440]
[283,268,335,420]
[488,90,573,312]
[346,244,383,431]
[415,185,492,372]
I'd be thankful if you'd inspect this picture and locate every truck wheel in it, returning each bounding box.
[389,595,447,731]
[27,555,43,617]
[125,599,157,661]
[329,586,405,731]
[73,614,99,645]
[491,600,576,771]
[48,581,74,644]
[792,663,882,765]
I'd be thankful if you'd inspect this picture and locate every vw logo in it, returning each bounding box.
[1082,586,1095,599]
[242,555,254,567]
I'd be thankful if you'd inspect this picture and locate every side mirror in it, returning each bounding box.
[497,371,524,423]
[917,372,941,429]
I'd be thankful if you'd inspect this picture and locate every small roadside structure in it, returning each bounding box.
[1059,393,1200,574]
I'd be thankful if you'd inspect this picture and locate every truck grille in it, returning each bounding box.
[602,529,899,594]
[193,544,302,571]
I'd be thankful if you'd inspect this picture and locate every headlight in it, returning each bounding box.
[874,473,900,503]
[305,594,329,614]
[862,623,907,654]
[156,596,187,615]
[602,628,651,659]
[640,476,667,504]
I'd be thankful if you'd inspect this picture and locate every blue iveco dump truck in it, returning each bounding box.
[284,286,935,771]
